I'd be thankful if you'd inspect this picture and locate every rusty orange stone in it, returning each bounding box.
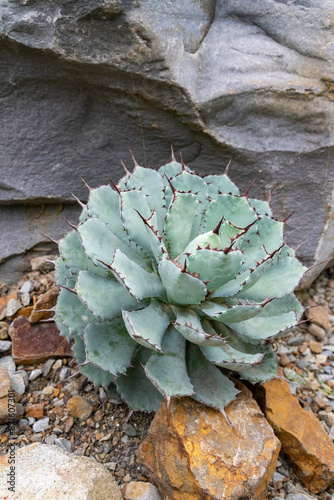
[260,377,334,493]
[26,403,44,419]
[0,291,18,319]
[29,287,59,324]
[9,306,34,321]
[139,382,280,500]
[11,316,72,364]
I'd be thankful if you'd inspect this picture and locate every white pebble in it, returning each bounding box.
[33,417,49,433]
[29,368,43,382]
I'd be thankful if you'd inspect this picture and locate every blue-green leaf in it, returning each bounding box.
[144,327,194,397]
[158,259,206,306]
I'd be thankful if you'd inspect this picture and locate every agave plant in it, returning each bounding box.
[55,155,307,416]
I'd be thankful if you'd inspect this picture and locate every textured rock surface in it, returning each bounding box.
[0,1,333,285]
[11,316,72,364]
[138,383,280,500]
[0,443,123,499]
[122,481,162,500]
[29,286,59,323]
[259,377,334,493]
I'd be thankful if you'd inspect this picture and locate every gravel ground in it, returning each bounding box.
[1,263,334,498]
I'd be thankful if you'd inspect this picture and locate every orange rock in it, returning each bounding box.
[8,305,34,321]
[11,316,72,364]
[67,396,93,421]
[0,291,18,320]
[29,286,59,323]
[260,377,334,493]
[309,339,323,354]
[305,300,330,330]
[0,366,24,424]
[138,382,280,500]
[26,403,44,419]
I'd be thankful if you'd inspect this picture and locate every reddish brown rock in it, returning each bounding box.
[305,300,330,330]
[259,377,334,493]
[67,396,93,421]
[11,316,72,365]
[26,403,44,419]
[29,286,59,323]
[138,382,280,500]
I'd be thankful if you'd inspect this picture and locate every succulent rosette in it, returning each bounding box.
[55,158,306,414]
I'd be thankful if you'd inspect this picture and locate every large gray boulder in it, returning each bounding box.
[1,0,333,285]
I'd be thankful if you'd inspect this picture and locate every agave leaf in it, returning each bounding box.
[56,288,96,336]
[172,306,227,346]
[87,185,124,237]
[72,334,115,387]
[121,190,160,259]
[187,343,240,412]
[79,206,89,223]
[111,249,165,301]
[238,351,278,383]
[171,170,209,204]
[76,270,140,319]
[204,174,239,197]
[182,230,224,256]
[55,257,76,288]
[158,258,207,306]
[218,220,243,247]
[54,311,72,340]
[78,217,152,273]
[200,333,265,371]
[116,347,164,411]
[211,269,251,298]
[122,165,166,230]
[227,295,302,340]
[122,299,173,352]
[205,195,258,231]
[84,319,137,375]
[237,256,307,301]
[144,326,194,397]
[198,300,263,323]
[186,249,243,292]
[59,230,108,278]
[249,198,272,217]
[164,192,201,259]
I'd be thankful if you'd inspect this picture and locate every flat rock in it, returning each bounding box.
[139,382,280,500]
[9,373,26,396]
[305,301,330,331]
[29,286,59,323]
[0,2,334,287]
[308,324,326,341]
[67,396,93,421]
[122,481,162,500]
[0,340,11,352]
[259,377,334,493]
[0,443,123,499]
[11,316,72,364]
[0,355,16,376]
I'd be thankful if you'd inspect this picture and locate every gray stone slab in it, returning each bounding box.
[0,0,333,285]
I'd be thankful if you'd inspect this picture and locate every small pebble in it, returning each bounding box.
[10,373,26,395]
[29,368,43,382]
[54,437,72,453]
[45,434,57,445]
[33,417,49,433]
[309,340,323,354]
[6,299,22,317]
[42,358,55,377]
[20,293,31,307]
[0,355,16,376]
[52,359,63,371]
[0,340,12,352]
[59,366,71,381]
[123,423,137,437]
[42,385,55,395]
[20,281,34,294]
